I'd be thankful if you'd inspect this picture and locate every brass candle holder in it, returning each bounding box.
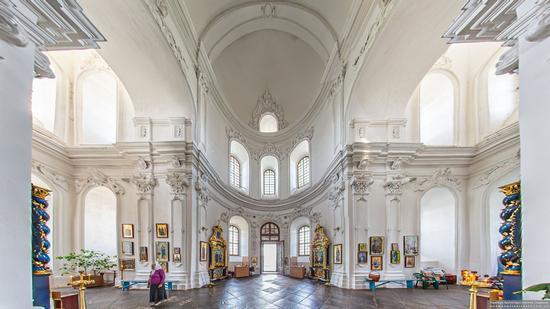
[69,271,95,309]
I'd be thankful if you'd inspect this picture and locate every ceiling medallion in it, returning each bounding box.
[249,90,288,131]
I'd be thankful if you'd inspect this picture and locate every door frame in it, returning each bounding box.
[260,240,284,274]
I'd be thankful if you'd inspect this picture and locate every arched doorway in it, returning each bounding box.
[260,222,283,273]
[84,187,117,256]
[420,187,457,274]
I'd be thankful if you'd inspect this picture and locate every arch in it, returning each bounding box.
[201,2,337,63]
[289,140,311,193]
[77,70,118,144]
[481,167,520,276]
[289,216,311,262]
[83,186,117,256]
[260,155,279,197]
[259,114,279,133]
[420,186,457,273]
[486,51,519,133]
[229,216,249,262]
[260,222,280,241]
[419,70,457,145]
[229,140,250,193]
[31,65,58,132]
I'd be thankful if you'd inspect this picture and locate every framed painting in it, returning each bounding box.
[173,247,181,263]
[200,241,208,261]
[156,241,170,262]
[357,251,368,264]
[159,261,169,273]
[404,255,415,268]
[122,224,134,239]
[371,255,383,271]
[122,241,134,256]
[403,235,419,256]
[333,244,342,264]
[119,258,135,271]
[156,223,169,238]
[139,246,148,262]
[390,250,400,264]
[358,243,368,252]
[370,236,384,255]
[391,243,399,251]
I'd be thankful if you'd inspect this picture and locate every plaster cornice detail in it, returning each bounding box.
[31,160,70,191]
[471,152,520,189]
[384,173,416,195]
[0,0,27,47]
[166,170,190,198]
[249,90,288,131]
[252,143,285,161]
[75,168,126,195]
[414,168,462,192]
[351,173,374,200]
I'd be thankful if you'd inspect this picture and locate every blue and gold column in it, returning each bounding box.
[498,181,521,300]
[32,184,52,308]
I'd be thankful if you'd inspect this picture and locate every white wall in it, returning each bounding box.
[420,187,456,273]
[0,37,35,309]
[519,29,550,297]
[84,187,117,256]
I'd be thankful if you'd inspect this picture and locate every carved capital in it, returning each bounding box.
[131,173,157,194]
[384,174,416,195]
[351,173,374,198]
[166,171,189,198]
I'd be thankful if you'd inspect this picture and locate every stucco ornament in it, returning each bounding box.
[131,173,157,194]
[166,171,189,197]
[76,168,125,195]
[195,172,210,204]
[352,173,374,199]
[384,174,416,195]
[526,0,550,42]
[249,90,288,130]
[415,168,461,192]
[0,0,28,47]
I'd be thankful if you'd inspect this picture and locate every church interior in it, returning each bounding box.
[1,0,549,308]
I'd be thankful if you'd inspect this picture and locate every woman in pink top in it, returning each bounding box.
[148,263,167,304]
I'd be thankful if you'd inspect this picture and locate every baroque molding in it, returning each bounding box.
[31,160,69,191]
[249,90,288,131]
[225,127,247,144]
[287,126,314,152]
[131,173,157,195]
[415,168,461,192]
[526,0,550,42]
[351,173,374,200]
[195,172,210,205]
[252,143,285,161]
[75,168,125,195]
[328,172,346,208]
[166,170,190,198]
[0,0,27,47]
[472,152,520,189]
[384,174,416,195]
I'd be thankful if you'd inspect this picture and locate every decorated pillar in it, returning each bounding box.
[499,181,522,300]
[350,172,374,288]
[31,184,52,308]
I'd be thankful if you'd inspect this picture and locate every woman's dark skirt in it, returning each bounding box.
[149,284,167,303]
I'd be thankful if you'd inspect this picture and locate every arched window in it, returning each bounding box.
[487,63,518,132]
[84,186,117,256]
[420,72,455,145]
[229,140,249,193]
[260,222,280,241]
[79,71,117,144]
[228,225,240,256]
[297,156,310,188]
[31,69,57,132]
[229,155,241,188]
[263,169,276,196]
[259,114,278,133]
[290,140,310,192]
[298,226,310,256]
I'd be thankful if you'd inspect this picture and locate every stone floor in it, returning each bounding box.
[82,274,470,308]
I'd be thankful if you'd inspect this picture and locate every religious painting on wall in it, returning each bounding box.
[403,235,419,256]
[200,241,208,261]
[173,247,181,263]
[358,251,367,264]
[122,241,134,256]
[370,236,384,255]
[119,258,135,271]
[404,255,415,268]
[358,243,368,252]
[391,243,399,251]
[371,255,383,271]
[156,241,170,262]
[390,250,400,264]
[139,246,148,262]
[156,223,169,238]
[159,261,169,273]
[333,244,342,264]
[122,224,134,239]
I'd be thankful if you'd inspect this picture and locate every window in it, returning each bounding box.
[229,155,241,188]
[229,225,240,256]
[259,114,278,133]
[31,72,57,132]
[420,72,455,145]
[80,71,117,144]
[263,169,276,195]
[297,156,310,188]
[260,222,280,241]
[298,226,310,256]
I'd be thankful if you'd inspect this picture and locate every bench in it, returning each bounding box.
[365,279,414,291]
[413,272,448,289]
[121,280,178,291]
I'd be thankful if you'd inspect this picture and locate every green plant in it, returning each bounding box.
[56,249,117,276]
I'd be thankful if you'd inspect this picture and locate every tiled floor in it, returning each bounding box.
[82,274,470,308]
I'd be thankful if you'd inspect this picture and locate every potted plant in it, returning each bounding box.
[56,250,117,287]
